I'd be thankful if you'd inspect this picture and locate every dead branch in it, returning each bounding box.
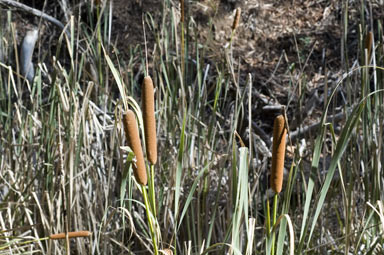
[0,0,66,31]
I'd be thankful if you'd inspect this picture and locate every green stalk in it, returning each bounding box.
[0,237,49,250]
[96,2,103,87]
[142,185,159,255]
[181,21,185,79]
[149,164,157,217]
[267,198,271,238]
[271,194,278,255]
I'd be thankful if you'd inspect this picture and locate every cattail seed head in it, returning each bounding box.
[270,115,287,193]
[142,76,157,165]
[365,31,373,61]
[232,7,241,30]
[123,110,147,185]
[180,0,185,23]
[50,231,92,240]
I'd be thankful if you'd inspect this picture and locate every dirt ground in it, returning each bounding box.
[5,0,384,135]
[114,0,343,75]
[112,0,355,118]
[109,0,346,133]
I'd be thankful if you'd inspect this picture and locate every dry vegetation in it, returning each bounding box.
[0,0,384,254]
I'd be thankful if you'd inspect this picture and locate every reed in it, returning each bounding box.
[49,231,92,240]
[270,115,287,194]
[142,76,157,165]
[180,0,186,78]
[123,110,148,186]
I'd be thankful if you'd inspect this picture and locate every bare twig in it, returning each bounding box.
[251,121,271,148]
[290,111,346,142]
[0,0,66,31]
[142,14,148,76]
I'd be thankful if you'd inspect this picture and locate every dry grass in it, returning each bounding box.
[0,0,383,254]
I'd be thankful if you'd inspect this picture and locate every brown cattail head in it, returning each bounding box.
[180,0,185,23]
[50,231,92,240]
[365,31,373,62]
[142,76,157,165]
[270,115,287,193]
[232,7,241,30]
[123,110,147,185]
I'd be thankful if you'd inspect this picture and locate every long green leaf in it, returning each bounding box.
[307,90,383,246]
[175,111,187,220]
[177,162,211,231]
[231,147,248,253]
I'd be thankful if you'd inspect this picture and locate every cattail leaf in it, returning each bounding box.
[277,161,299,255]
[175,111,187,220]
[307,90,383,247]
[299,70,358,250]
[267,215,294,255]
[120,150,135,208]
[103,45,128,110]
[177,162,211,231]
[231,147,249,251]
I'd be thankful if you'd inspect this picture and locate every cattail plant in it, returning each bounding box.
[142,75,158,219]
[123,110,147,186]
[266,114,287,255]
[123,110,158,254]
[142,76,157,165]
[270,115,287,193]
[49,231,92,240]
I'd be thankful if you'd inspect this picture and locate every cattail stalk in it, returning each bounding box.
[270,115,287,193]
[142,76,157,165]
[180,0,186,78]
[123,110,147,186]
[50,231,92,240]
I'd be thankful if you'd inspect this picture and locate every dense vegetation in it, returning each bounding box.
[0,0,383,254]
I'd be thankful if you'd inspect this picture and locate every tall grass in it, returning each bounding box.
[0,0,384,254]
